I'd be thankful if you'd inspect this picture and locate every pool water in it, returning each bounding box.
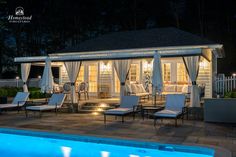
[0,128,214,157]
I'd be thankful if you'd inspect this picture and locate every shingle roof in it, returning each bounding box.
[58,27,216,53]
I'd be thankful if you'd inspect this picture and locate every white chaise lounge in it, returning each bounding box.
[153,94,186,127]
[25,93,66,117]
[104,96,140,124]
[0,92,30,113]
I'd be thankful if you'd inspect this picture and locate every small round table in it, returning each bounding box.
[141,106,164,119]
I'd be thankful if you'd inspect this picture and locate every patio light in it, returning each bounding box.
[92,112,99,115]
[99,103,108,108]
[199,59,208,69]
[16,76,19,88]
[97,108,103,112]
[232,73,236,77]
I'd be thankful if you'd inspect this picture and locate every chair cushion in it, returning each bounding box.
[138,84,147,93]
[182,85,191,93]
[135,93,149,97]
[26,105,56,111]
[130,84,138,94]
[0,104,18,109]
[136,84,142,93]
[125,84,132,93]
[12,92,29,106]
[48,94,66,107]
[164,85,176,92]
[176,85,184,92]
[120,96,139,108]
[165,94,186,111]
[104,108,133,115]
[154,109,182,118]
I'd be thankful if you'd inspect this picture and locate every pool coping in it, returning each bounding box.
[0,127,231,157]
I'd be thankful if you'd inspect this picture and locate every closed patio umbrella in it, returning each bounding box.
[152,51,163,106]
[40,57,54,93]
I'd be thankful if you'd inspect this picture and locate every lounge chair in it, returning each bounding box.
[25,93,66,117]
[153,94,187,127]
[104,96,140,124]
[0,92,30,113]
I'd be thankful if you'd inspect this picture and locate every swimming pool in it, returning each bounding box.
[0,128,214,157]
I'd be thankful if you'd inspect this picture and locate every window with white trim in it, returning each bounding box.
[129,64,140,83]
[177,63,188,84]
[162,63,171,83]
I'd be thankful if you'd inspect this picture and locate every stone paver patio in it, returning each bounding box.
[0,111,235,156]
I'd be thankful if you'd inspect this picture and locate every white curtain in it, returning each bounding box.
[21,63,31,92]
[64,61,82,103]
[41,57,54,93]
[113,59,131,100]
[183,56,200,107]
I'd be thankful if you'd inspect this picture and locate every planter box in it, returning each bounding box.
[204,98,236,123]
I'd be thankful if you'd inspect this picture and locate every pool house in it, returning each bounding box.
[14,27,224,107]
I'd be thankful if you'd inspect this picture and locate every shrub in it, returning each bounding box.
[0,87,21,97]
[0,88,8,97]
[224,91,236,98]
[231,92,236,98]
[0,87,46,99]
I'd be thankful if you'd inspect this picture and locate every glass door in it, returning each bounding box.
[88,64,98,92]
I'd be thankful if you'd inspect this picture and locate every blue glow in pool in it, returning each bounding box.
[0,128,214,157]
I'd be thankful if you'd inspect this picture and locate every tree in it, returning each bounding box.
[168,0,186,28]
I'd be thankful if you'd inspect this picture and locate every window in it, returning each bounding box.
[88,65,98,92]
[162,63,171,82]
[177,63,188,84]
[129,64,139,82]
[114,70,120,93]
[77,65,84,84]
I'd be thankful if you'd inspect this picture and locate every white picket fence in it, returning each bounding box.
[216,76,236,95]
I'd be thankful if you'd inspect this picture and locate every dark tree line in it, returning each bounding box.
[0,0,236,78]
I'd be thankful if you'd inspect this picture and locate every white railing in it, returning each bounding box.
[216,76,236,96]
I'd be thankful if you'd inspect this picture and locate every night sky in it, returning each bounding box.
[1,0,236,77]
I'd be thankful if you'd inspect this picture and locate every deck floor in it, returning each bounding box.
[0,111,235,156]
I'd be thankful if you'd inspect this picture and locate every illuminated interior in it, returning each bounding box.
[88,64,98,92]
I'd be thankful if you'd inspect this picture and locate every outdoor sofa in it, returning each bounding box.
[104,96,141,124]
[162,84,190,98]
[126,83,150,101]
